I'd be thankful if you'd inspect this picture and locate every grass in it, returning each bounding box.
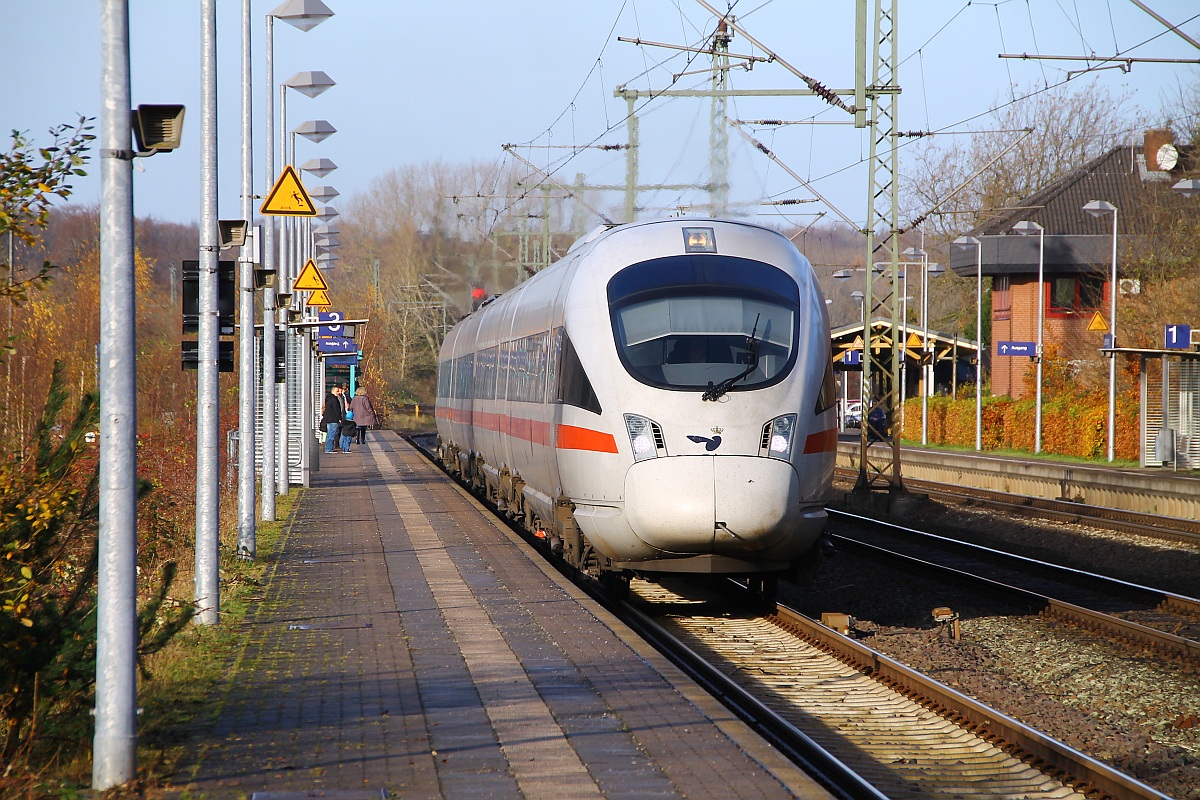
[136,492,297,790]
[15,492,301,798]
[391,411,437,435]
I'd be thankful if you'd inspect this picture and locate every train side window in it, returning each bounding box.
[438,359,451,399]
[555,328,601,414]
[815,354,836,415]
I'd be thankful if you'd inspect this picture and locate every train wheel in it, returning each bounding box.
[599,570,630,600]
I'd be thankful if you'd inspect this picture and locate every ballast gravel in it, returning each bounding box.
[781,492,1200,800]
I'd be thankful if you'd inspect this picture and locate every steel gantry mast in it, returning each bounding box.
[856,0,905,492]
[689,0,904,492]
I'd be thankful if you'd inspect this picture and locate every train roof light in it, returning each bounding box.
[683,227,716,253]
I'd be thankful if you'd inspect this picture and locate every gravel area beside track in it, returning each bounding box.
[780,489,1200,799]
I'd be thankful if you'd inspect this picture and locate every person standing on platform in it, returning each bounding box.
[321,385,344,454]
[337,383,355,453]
[348,388,377,445]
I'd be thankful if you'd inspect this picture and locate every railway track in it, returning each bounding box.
[832,466,1200,546]
[827,509,1200,666]
[622,578,1170,800]
[406,435,1172,799]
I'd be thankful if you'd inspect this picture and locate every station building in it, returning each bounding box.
[948,131,1200,467]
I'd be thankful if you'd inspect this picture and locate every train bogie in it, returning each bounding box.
[435,218,836,580]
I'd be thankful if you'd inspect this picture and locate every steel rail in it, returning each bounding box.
[768,602,1173,800]
[410,433,1170,798]
[827,511,1200,664]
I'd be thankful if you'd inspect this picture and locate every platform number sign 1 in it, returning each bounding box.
[1165,324,1191,350]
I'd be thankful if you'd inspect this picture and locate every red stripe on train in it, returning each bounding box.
[802,427,839,454]
[436,406,615,453]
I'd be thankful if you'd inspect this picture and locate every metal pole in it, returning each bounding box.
[302,322,312,486]
[194,0,220,626]
[1035,227,1044,454]
[277,84,290,497]
[975,242,983,451]
[237,0,256,558]
[261,14,277,520]
[921,249,929,445]
[1107,208,1118,462]
[94,0,138,786]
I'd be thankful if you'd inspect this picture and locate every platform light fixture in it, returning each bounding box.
[284,70,335,98]
[301,156,337,177]
[293,119,336,143]
[1172,179,1200,199]
[272,0,333,31]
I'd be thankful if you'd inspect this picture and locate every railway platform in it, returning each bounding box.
[171,430,830,799]
[836,437,1200,520]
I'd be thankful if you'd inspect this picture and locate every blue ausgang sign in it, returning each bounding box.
[997,341,1036,356]
[317,337,357,354]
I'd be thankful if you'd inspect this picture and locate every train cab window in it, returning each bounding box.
[554,328,601,414]
[607,255,800,392]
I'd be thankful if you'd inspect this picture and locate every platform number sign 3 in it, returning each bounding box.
[319,311,343,339]
[1165,324,1191,350]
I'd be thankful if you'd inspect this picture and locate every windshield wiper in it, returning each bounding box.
[702,315,760,402]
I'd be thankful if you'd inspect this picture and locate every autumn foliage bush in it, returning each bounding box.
[900,386,1140,461]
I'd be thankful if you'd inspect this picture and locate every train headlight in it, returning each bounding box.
[763,413,797,460]
[624,413,663,461]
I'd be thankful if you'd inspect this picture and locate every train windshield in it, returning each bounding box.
[607,255,800,392]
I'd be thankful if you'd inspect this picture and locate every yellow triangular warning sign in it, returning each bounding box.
[1087,311,1109,332]
[293,259,329,291]
[260,164,317,216]
[906,332,922,348]
[852,335,864,349]
[306,289,331,307]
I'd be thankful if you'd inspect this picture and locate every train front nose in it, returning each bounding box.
[623,456,821,555]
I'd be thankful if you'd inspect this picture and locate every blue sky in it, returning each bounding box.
[4,1,1199,230]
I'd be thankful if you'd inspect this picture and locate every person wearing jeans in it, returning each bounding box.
[321,385,343,453]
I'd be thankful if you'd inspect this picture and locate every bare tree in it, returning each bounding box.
[903,81,1139,242]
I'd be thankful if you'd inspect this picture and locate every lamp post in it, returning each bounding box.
[262,0,333,519]
[955,236,984,451]
[1084,200,1118,462]
[955,236,984,450]
[1013,219,1045,453]
[903,246,943,446]
[278,86,334,497]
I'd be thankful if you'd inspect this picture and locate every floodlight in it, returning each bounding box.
[132,104,185,153]
[218,219,248,250]
[253,269,276,290]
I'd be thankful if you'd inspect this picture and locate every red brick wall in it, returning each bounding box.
[992,275,1108,399]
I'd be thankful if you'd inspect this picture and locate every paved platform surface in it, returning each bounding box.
[173,430,832,799]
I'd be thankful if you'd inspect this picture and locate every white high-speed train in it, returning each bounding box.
[435,218,837,590]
